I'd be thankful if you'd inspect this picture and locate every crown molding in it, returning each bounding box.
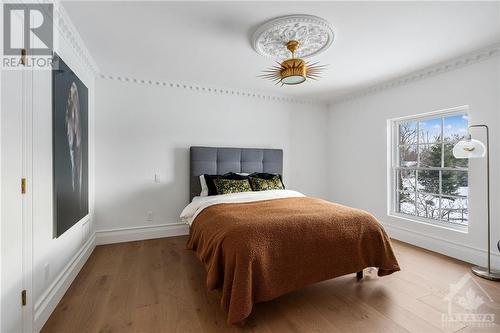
[330,42,500,106]
[99,74,325,106]
[100,42,499,107]
[28,1,498,106]
[25,0,100,75]
[53,1,100,75]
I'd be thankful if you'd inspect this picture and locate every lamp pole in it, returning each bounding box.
[470,125,490,273]
[469,125,499,280]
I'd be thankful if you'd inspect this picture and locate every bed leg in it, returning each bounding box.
[356,270,363,280]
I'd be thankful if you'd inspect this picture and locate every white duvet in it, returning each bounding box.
[180,190,305,226]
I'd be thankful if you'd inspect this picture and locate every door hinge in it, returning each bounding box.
[21,178,26,194]
[21,290,27,306]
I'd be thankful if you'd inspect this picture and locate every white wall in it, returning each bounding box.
[31,37,96,332]
[95,79,328,234]
[327,56,500,268]
[1,4,97,332]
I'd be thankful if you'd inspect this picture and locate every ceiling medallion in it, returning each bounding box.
[252,15,334,85]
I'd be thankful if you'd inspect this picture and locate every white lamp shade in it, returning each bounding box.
[452,138,486,159]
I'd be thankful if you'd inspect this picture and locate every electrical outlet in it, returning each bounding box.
[146,211,153,222]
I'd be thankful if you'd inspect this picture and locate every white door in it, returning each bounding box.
[1,57,34,333]
[1,69,26,332]
[1,8,34,332]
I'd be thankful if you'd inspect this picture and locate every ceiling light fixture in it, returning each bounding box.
[258,40,327,85]
[252,15,334,86]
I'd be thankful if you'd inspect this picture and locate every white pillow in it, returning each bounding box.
[199,175,208,197]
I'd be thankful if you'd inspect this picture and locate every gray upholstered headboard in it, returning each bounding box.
[190,146,283,201]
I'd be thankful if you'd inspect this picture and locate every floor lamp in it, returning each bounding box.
[453,124,500,281]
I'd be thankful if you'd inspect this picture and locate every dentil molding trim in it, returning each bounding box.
[50,0,499,106]
[99,74,324,105]
[100,42,499,107]
[28,0,100,75]
[53,1,100,75]
[331,42,500,105]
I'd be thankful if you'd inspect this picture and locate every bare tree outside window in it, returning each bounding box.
[394,113,469,226]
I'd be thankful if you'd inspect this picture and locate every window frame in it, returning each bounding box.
[388,105,469,232]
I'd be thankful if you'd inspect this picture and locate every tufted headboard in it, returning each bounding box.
[189,146,283,201]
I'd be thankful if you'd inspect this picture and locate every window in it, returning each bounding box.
[390,108,469,228]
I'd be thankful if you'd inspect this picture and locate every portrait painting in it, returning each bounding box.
[52,54,89,237]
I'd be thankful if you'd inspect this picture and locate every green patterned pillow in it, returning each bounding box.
[214,178,252,195]
[249,175,284,191]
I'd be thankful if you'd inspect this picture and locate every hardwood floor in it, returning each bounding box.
[42,236,500,333]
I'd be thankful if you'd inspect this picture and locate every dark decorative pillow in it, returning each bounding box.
[248,172,279,180]
[204,172,248,196]
[249,174,285,191]
[249,173,285,189]
[214,178,252,195]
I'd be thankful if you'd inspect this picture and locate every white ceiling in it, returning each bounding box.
[62,1,500,102]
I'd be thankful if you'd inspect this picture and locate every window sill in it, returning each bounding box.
[388,212,468,234]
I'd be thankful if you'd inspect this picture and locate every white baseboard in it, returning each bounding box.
[384,223,500,269]
[95,223,189,245]
[32,223,188,331]
[34,233,96,332]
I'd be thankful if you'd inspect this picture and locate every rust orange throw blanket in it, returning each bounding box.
[186,197,400,325]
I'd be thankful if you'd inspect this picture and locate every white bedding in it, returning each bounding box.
[180,190,305,226]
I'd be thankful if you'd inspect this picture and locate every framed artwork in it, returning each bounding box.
[52,53,88,237]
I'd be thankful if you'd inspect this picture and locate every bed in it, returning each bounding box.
[182,146,400,325]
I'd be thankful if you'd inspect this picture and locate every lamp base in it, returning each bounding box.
[471,266,500,281]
